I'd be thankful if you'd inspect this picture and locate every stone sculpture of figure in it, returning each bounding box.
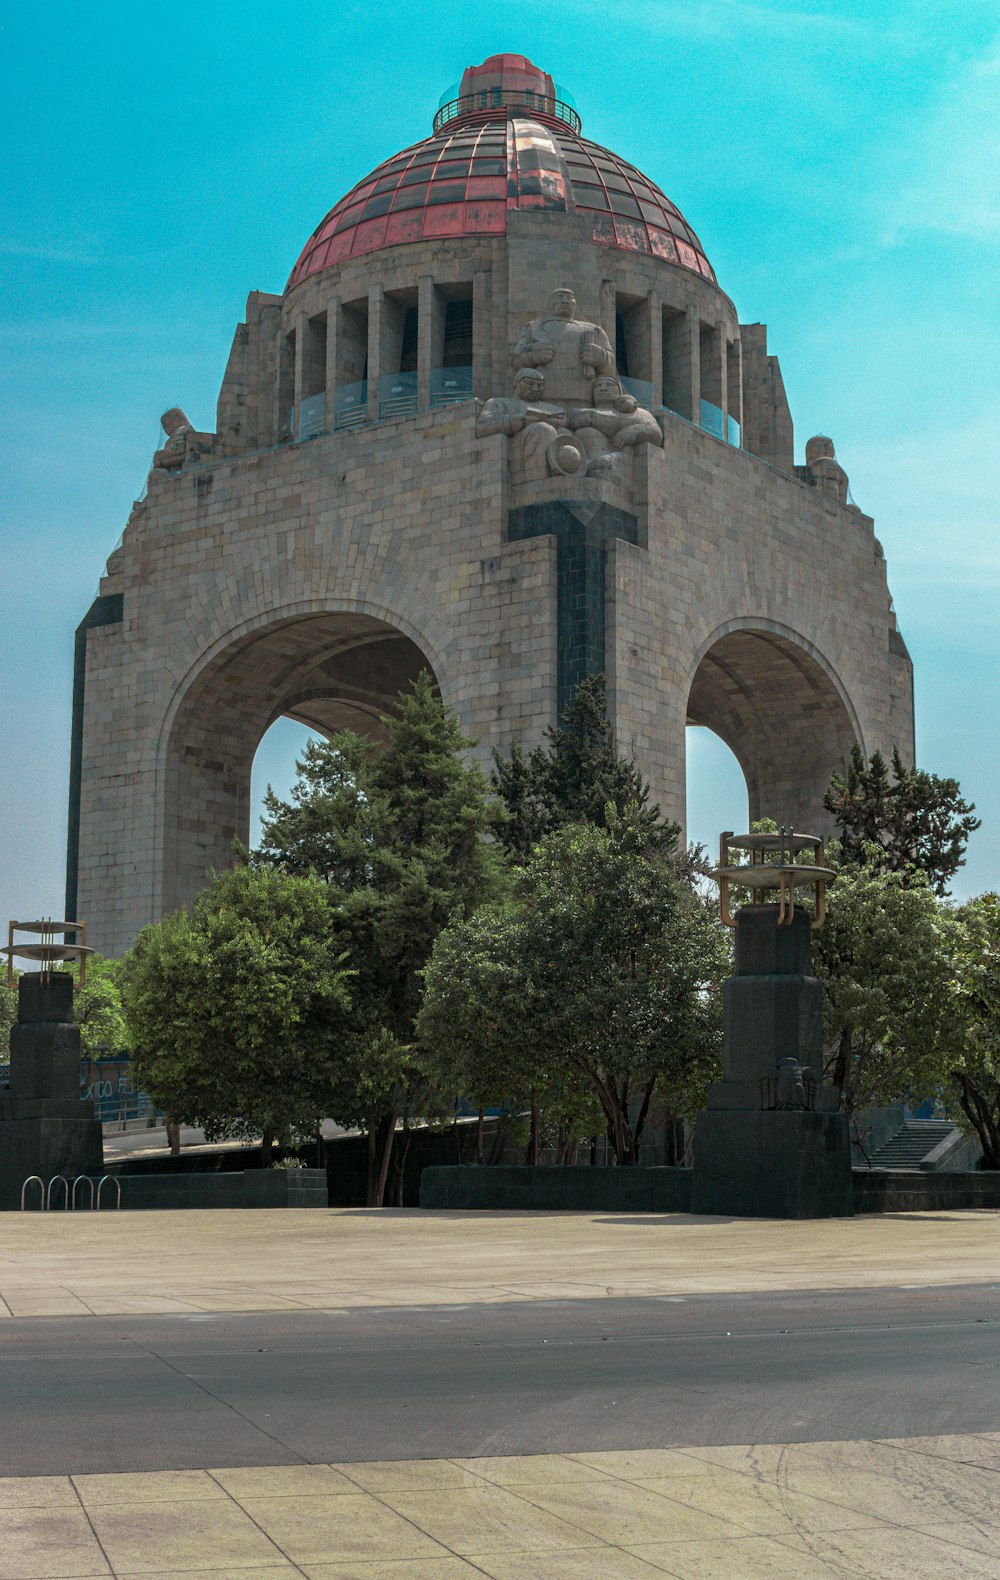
[512,287,614,406]
[568,373,663,474]
[805,434,850,507]
[477,368,587,482]
[774,1057,810,1111]
[153,407,195,471]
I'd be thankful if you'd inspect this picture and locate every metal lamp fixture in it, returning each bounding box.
[711,829,836,930]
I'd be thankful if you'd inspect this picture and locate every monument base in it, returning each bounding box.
[0,1115,105,1210]
[690,1108,854,1219]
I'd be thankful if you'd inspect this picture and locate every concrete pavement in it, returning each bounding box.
[2,1209,1000,1576]
[3,1207,1000,1318]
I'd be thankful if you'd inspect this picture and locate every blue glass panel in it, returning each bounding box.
[430,366,474,407]
[378,371,419,420]
[727,414,741,448]
[333,380,369,431]
[699,399,725,440]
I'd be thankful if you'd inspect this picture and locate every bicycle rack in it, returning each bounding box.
[20,1175,45,1211]
[96,1175,122,1210]
[18,1173,121,1211]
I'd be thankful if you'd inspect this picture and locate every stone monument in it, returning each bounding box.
[690,831,854,1218]
[0,921,104,1210]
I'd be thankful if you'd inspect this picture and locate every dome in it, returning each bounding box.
[287,55,715,291]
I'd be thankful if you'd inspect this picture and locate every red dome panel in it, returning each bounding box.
[287,119,714,290]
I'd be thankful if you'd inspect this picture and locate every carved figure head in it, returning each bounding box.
[547,288,577,320]
[514,367,546,400]
[806,434,835,464]
[161,407,192,437]
[591,373,624,407]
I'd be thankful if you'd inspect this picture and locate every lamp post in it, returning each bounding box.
[689,831,853,1219]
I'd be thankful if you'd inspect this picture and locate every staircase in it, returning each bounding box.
[867,1119,957,1171]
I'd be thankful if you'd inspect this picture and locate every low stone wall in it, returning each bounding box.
[99,1167,328,1210]
[419,1165,693,1212]
[853,1169,1000,1213]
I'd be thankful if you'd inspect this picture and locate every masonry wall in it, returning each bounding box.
[72,220,913,954]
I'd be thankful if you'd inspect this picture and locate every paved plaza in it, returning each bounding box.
[1,1210,999,1575]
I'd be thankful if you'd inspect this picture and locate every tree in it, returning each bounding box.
[120,863,352,1163]
[71,955,128,1057]
[824,744,979,896]
[421,806,728,1165]
[492,674,680,862]
[0,972,16,1057]
[949,893,1000,1168]
[258,671,502,1202]
[811,853,962,1134]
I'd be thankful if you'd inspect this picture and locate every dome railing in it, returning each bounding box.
[433,90,581,136]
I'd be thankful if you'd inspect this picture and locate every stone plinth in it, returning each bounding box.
[0,973,104,1210]
[691,906,853,1219]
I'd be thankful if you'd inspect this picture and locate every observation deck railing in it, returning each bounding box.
[433,91,581,136]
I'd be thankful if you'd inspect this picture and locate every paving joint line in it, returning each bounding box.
[117,1330,312,1467]
[203,1468,311,1577]
[67,1474,116,1578]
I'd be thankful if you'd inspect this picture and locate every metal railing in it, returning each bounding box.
[434,91,581,135]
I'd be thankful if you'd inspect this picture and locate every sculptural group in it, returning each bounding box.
[477,287,663,482]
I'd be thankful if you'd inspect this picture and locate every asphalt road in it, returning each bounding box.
[2,1284,999,1477]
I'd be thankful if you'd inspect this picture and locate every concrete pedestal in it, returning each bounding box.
[0,973,104,1210]
[690,1109,853,1218]
[692,905,853,1219]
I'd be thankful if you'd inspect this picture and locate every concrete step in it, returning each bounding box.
[869,1121,956,1171]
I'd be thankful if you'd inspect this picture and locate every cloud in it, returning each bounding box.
[0,241,104,265]
[888,41,1000,241]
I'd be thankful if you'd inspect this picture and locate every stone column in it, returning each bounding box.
[366,283,384,422]
[690,906,853,1218]
[647,292,663,409]
[600,278,617,358]
[413,276,436,413]
[324,296,340,433]
[293,311,308,439]
[685,304,701,424]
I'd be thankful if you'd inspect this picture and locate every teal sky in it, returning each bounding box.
[2,0,998,928]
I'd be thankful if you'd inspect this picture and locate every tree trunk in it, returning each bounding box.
[366,1111,398,1206]
[261,1128,274,1167]
[526,1094,541,1166]
[476,1107,485,1166]
[832,1026,852,1095]
[631,1080,656,1161]
[954,1071,1000,1169]
[391,1121,413,1207]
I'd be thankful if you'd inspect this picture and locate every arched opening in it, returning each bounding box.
[686,626,860,834]
[160,612,439,914]
[685,725,749,856]
[250,718,324,847]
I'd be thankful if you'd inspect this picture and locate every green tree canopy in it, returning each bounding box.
[120,863,352,1162]
[824,744,979,896]
[257,670,503,1202]
[812,851,963,1131]
[420,806,728,1165]
[492,674,680,863]
[949,893,1000,1168]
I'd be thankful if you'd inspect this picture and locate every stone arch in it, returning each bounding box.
[155,604,447,916]
[685,620,862,835]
